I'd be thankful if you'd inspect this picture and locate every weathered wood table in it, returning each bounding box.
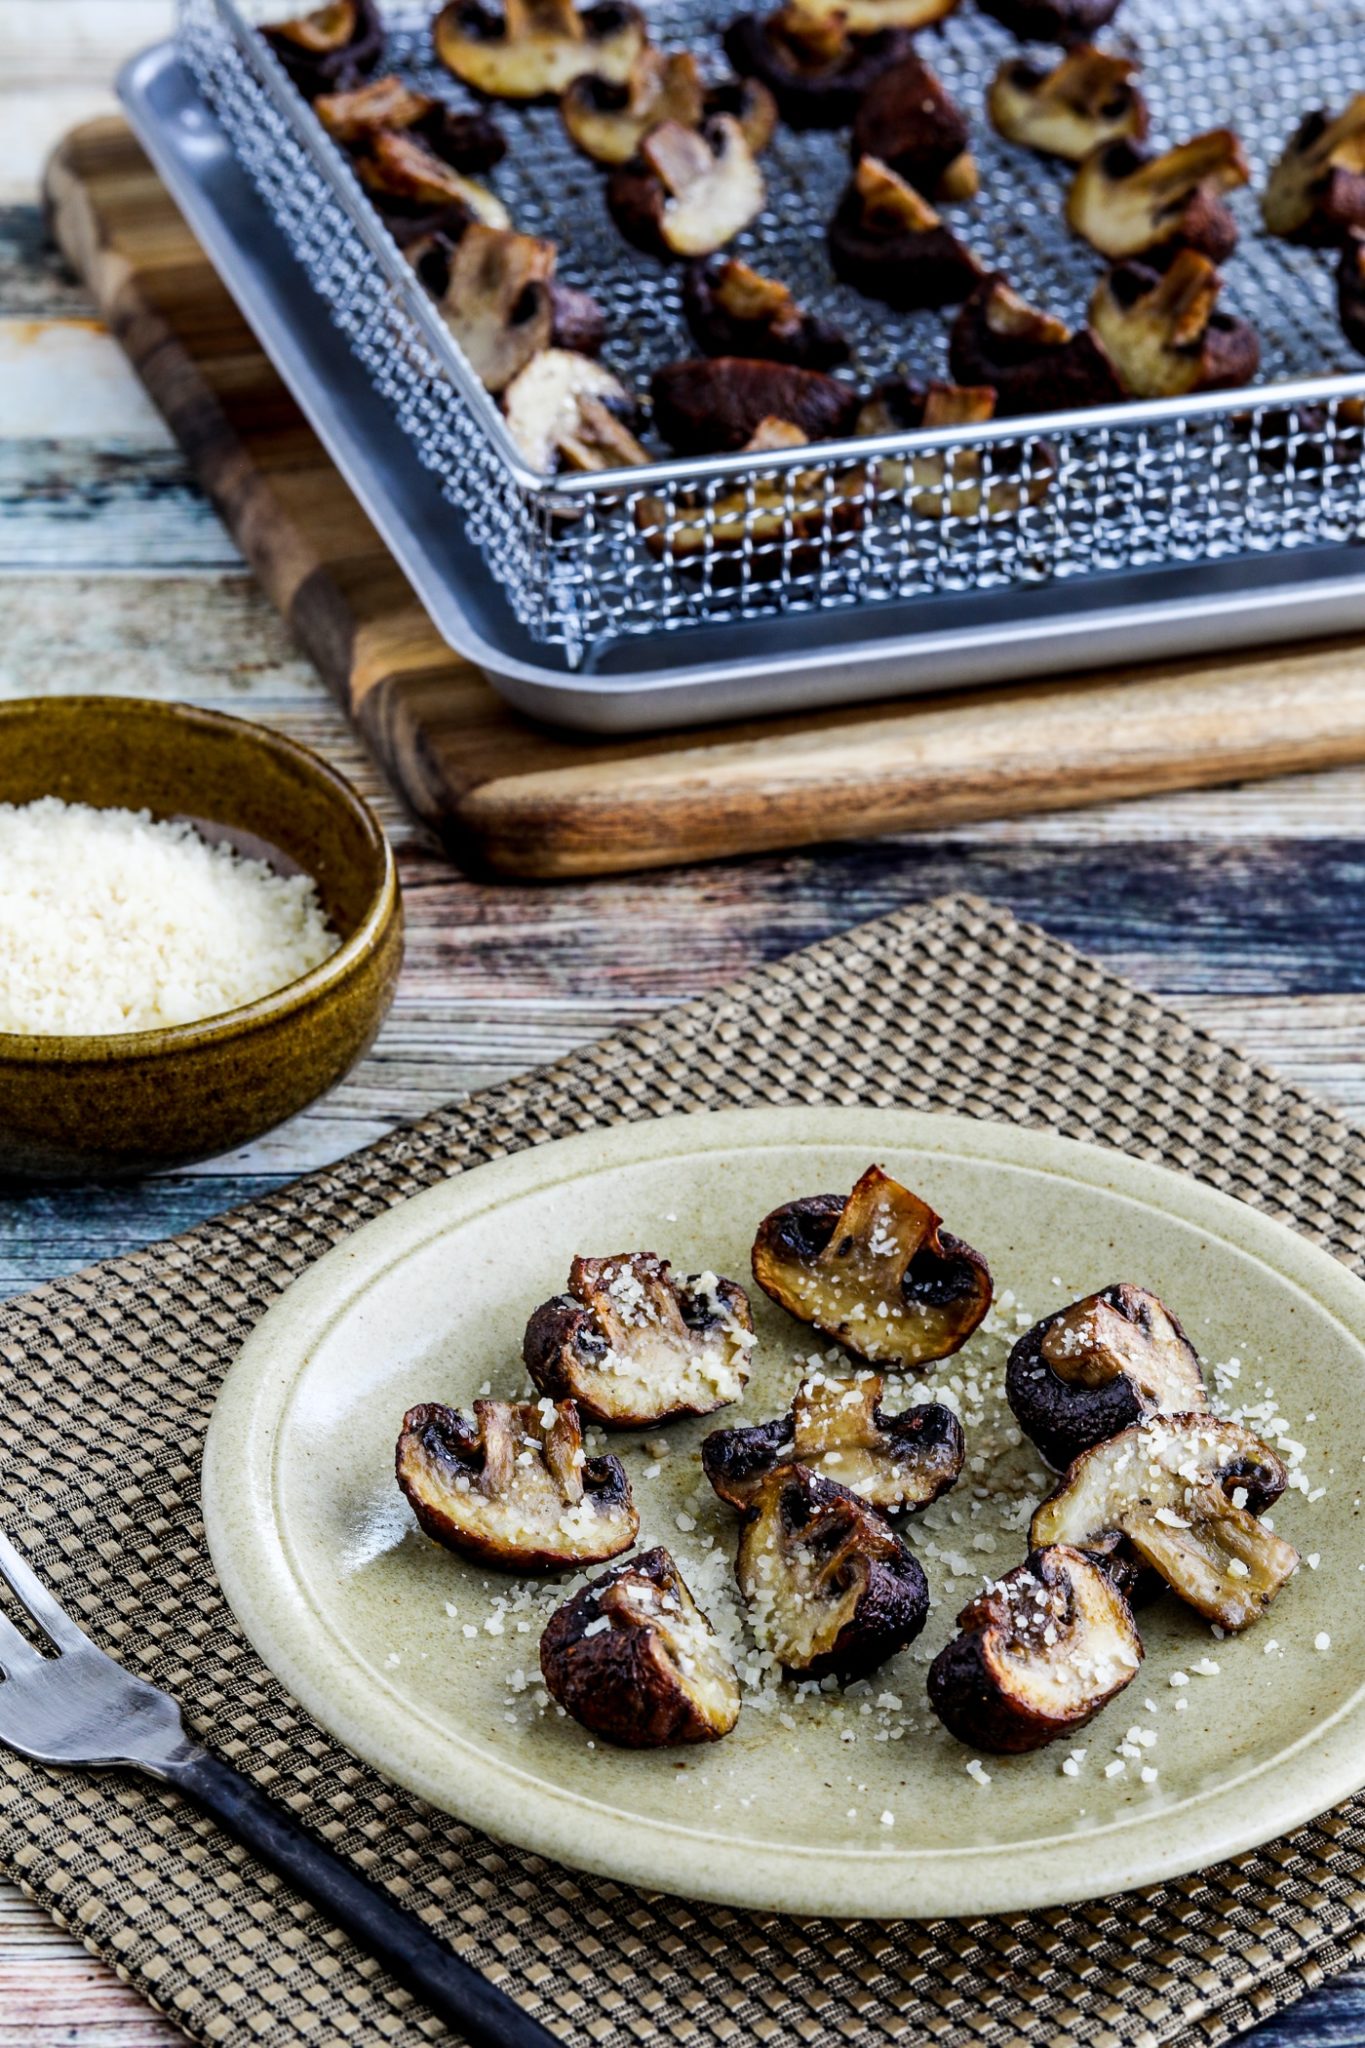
[4,4,1365,2042]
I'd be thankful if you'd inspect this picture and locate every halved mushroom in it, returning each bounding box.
[606,117,765,260]
[721,7,915,131]
[540,1547,741,1747]
[635,418,870,576]
[562,48,704,163]
[752,1165,992,1370]
[395,1397,638,1571]
[502,349,649,472]
[650,354,859,454]
[1031,1414,1299,1631]
[261,0,384,96]
[411,229,603,359]
[547,279,607,355]
[1066,131,1249,264]
[987,48,1147,164]
[523,1253,755,1428]
[1006,1283,1207,1471]
[355,128,512,230]
[683,258,850,368]
[949,279,1121,417]
[823,0,959,29]
[703,76,780,156]
[1263,99,1365,245]
[735,1464,929,1679]
[927,1545,1143,1753]
[434,0,646,100]
[703,1370,964,1511]
[851,56,977,203]
[430,223,557,391]
[978,0,1120,40]
[859,382,1056,520]
[829,157,983,310]
[1340,232,1365,357]
[1089,252,1260,399]
[314,75,509,171]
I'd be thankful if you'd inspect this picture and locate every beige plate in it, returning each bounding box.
[204,1108,1365,1919]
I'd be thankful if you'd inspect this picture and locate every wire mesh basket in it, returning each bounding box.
[177,0,1365,668]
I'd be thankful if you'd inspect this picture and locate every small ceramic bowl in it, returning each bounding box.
[0,696,403,1183]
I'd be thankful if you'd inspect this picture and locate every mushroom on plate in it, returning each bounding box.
[502,349,650,472]
[355,127,512,234]
[650,354,860,453]
[634,418,871,577]
[1066,131,1250,265]
[261,0,385,96]
[1263,98,1365,245]
[606,116,765,260]
[1006,1283,1207,1470]
[829,158,983,310]
[395,1396,638,1571]
[927,1544,1143,1752]
[851,55,977,203]
[524,1252,755,1427]
[751,1164,992,1368]
[1031,1414,1300,1630]
[682,258,850,367]
[314,74,508,170]
[540,1546,741,1746]
[987,48,1147,164]
[735,1464,930,1678]
[703,1369,964,1511]
[1089,252,1260,399]
[949,279,1121,416]
[434,0,646,100]
[978,0,1121,41]
[721,6,915,131]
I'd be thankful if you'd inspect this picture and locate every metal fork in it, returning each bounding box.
[0,1523,559,2048]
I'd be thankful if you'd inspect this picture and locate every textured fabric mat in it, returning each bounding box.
[4,893,1365,2048]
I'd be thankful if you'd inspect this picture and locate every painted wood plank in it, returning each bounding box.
[0,318,171,438]
[0,3,174,201]
[0,208,92,319]
[0,438,242,569]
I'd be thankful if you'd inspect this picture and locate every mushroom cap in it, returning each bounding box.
[682,257,851,368]
[927,1545,1143,1753]
[431,221,557,392]
[948,278,1122,417]
[850,55,974,202]
[356,128,512,228]
[1006,1282,1207,1469]
[396,1397,638,1572]
[540,1546,741,1746]
[1066,132,1249,264]
[721,11,917,130]
[977,0,1121,41]
[607,116,766,261]
[650,354,861,454]
[561,48,706,165]
[1089,252,1260,400]
[829,157,984,310]
[262,0,385,96]
[434,0,647,101]
[1263,99,1365,245]
[703,1370,965,1510]
[987,48,1147,165]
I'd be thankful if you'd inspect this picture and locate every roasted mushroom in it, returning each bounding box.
[562,49,775,164]
[547,279,607,355]
[987,48,1147,164]
[1340,232,1365,357]
[703,1370,964,1511]
[735,1464,929,1679]
[635,418,870,577]
[432,223,557,390]
[540,1547,741,1747]
[721,7,915,131]
[651,355,860,453]
[1006,1284,1207,1471]
[1263,99,1365,245]
[314,75,508,170]
[927,1545,1143,1753]
[949,279,1121,416]
[1031,1414,1300,1631]
[523,1252,755,1427]
[977,0,1121,41]
[261,0,384,97]
[606,116,765,260]
[829,157,983,310]
[355,128,511,233]
[857,381,1056,522]
[683,258,850,368]
[1089,252,1260,399]
[851,55,977,203]
[502,349,649,472]
[752,1165,991,1369]
[1066,131,1250,265]
[395,1397,638,1571]
[434,0,646,100]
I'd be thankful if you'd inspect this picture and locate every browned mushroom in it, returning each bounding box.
[634,418,871,577]
[948,279,1121,416]
[606,117,765,260]
[650,354,860,454]
[502,349,649,472]
[430,223,557,390]
[858,382,1056,520]
[978,0,1121,40]
[562,49,774,164]
[1340,231,1365,356]
[547,279,607,355]
[682,258,850,368]
[1066,131,1250,264]
[1031,1414,1299,1631]
[987,48,1147,164]
[523,1252,755,1427]
[927,1545,1143,1753]
[851,55,977,203]
[721,7,915,131]
[1263,98,1365,244]
[735,1464,930,1679]
[355,128,512,233]
[314,74,508,170]
[829,157,983,310]
[395,1397,638,1571]
[434,0,646,100]
[540,1547,741,1747]
[261,0,385,96]
[751,1165,992,1369]
[411,228,606,359]
[1089,252,1260,399]
[703,1370,964,1511]
[1006,1283,1207,1471]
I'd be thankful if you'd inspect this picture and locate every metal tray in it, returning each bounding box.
[122,39,1365,733]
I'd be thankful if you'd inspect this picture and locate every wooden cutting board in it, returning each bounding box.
[44,116,1365,880]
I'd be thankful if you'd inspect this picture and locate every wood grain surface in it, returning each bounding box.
[3,7,1365,2043]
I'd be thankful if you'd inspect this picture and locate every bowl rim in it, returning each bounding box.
[0,695,400,1063]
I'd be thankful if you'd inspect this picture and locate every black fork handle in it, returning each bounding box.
[159,1746,561,2048]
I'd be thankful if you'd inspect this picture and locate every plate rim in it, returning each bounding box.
[203,1106,1365,1918]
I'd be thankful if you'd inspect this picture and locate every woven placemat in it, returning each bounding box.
[5,892,1365,2048]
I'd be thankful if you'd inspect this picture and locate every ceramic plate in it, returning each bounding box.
[204,1108,1365,1918]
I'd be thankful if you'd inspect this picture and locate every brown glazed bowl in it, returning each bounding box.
[0,697,403,1183]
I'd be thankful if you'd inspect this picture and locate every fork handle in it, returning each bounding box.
[161,1746,560,2048]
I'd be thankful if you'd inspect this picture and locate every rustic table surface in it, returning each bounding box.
[4,4,1365,2042]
